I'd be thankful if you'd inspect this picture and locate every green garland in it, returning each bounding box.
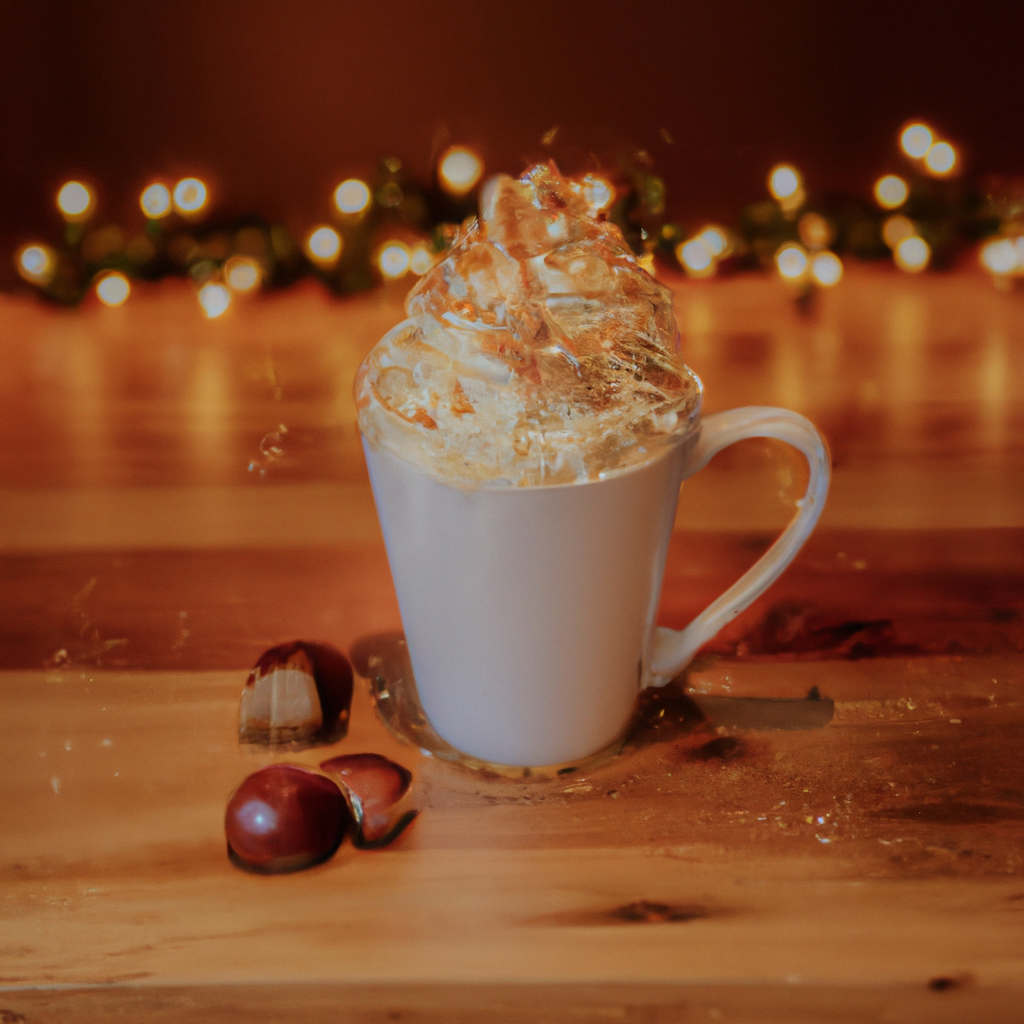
[11,147,1024,308]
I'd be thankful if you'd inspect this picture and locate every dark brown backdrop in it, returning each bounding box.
[2,0,1022,244]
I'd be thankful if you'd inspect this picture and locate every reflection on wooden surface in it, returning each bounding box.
[1,268,1022,1021]
[2,269,1022,490]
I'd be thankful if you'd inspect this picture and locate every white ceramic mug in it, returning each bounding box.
[362,405,829,768]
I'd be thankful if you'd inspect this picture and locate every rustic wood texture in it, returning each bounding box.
[1,267,1022,1022]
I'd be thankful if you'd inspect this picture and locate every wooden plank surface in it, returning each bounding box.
[1,267,1022,1021]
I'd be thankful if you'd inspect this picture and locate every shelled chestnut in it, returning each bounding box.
[238,641,353,746]
[228,640,417,874]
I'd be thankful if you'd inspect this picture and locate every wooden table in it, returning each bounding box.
[2,267,1023,1022]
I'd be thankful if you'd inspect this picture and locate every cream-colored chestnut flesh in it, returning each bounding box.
[239,640,354,746]
[239,645,322,742]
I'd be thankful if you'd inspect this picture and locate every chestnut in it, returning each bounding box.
[319,753,416,848]
[239,641,353,746]
[225,764,350,873]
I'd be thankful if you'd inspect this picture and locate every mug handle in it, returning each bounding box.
[649,406,831,684]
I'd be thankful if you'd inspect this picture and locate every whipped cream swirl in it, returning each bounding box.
[355,163,701,486]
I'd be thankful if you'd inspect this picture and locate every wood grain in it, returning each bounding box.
[1,268,1022,1021]
[4,980,1019,1024]
[3,658,1024,978]
[0,527,1019,671]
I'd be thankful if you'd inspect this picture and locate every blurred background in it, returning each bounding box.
[3,0,1023,252]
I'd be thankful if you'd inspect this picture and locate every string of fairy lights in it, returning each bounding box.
[11,124,1024,316]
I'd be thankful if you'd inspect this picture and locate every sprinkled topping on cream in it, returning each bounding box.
[355,163,700,485]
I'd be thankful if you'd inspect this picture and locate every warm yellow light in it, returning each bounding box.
[894,235,930,273]
[924,141,957,176]
[775,243,808,281]
[768,164,801,201]
[17,244,56,285]
[57,181,92,220]
[438,146,484,197]
[979,237,1019,276]
[224,255,262,292]
[305,226,342,266]
[874,175,908,210]
[900,123,933,159]
[580,173,615,216]
[173,178,208,215]
[810,251,843,287]
[198,281,231,318]
[95,271,130,307]
[677,238,715,277]
[140,183,172,219]
[697,225,728,257]
[882,214,915,250]
[797,211,833,250]
[409,244,435,276]
[333,178,371,215]
[378,241,411,280]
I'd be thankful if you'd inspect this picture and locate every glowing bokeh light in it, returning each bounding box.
[979,237,1019,276]
[378,241,411,280]
[95,271,130,307]
[874,175,909,210]
[57,181,92,220]
[581,174,615,216]
[810,251,843,287]
[409,244,435,276]
[305,226,342,266]
[775,243,808,281]
[173,178,208,215]
[768,164,802,201]
[797,211,833,250]
[139,183,172,219]
[17,244,56,285]
[438,146,484,197]
[198,282,231,318]
[697,225,728,257]
[333,178,371,215]
[901,124,933,159]
[924,141,957,176]
[882,214,916,250]
[224,255,261,292]
[677,238,715,277]
[378,242,409,280]
[894,235,931,273]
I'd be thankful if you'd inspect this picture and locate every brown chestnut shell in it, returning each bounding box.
[225,763,350,873]
[319,753,416,849]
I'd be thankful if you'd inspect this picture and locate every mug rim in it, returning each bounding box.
[360,417,703,494]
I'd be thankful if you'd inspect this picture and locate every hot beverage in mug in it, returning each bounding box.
[356,166,829,767]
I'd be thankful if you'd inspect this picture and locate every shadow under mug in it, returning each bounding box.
[362,405,830,768]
